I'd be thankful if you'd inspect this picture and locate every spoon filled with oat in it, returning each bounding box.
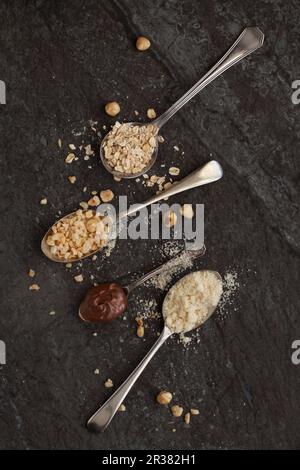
[100,27,264,178]
[87,270,223,432]
[41,160,222,262]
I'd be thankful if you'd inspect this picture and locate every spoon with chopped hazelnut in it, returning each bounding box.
[78,245,206,323]
[87,270,223,432]
[41,160,222,262]
[100,27,264,178]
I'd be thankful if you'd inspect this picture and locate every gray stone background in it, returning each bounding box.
[0,0,299,450]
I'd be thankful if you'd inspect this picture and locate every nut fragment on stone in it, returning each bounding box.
[105,101,120,117]
[74,274,83,283]
[118,403,126,412]
[190,408,199,415]
[171,405,183,417]
[137,325,144,338]
[68,176,76,184]
[69,144,76,150]
[28,269,35,278]
[104,378,113,388]
[94,368,100,375]
[103,122,158,175]
[147,108,156,119]
[169,166,180,176]
[100,189,114,202]
[40,198,47,205]
[88,195,101,207]
[136,36,151,51]
[180,204,194,219]
[65,153,76,163]
[66,263,72,268]
[184,412,191,424]
[163,210,177,228]
[156,391,173,405]
[29,283,40,291]
[114,176,122,182]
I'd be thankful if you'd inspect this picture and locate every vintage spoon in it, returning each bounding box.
[100,27,264,178]
[87,270,222,432]
[78,244,206,322]
[41,160,222,262]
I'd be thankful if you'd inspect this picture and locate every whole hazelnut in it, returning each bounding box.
[136,36,151,51]
[105,101,120,117]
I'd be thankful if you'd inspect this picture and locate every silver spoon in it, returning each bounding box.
[87,270,222,432]
[41,160,222,262]
[100,27,264,178]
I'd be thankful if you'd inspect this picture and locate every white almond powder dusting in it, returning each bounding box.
[163,271,223,333]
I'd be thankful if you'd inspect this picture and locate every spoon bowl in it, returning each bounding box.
[100,121,159,179]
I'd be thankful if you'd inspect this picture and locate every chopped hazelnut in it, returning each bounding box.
[65,153,75,163]
[163,210,177,228]
[105,101,120,117]
[137,325,144,338]
[190,408,199,415]
[147,108,157,119]
[156,391,173,405]
[100,189,114,203]
[184,412,191,424]
[114,176,122,182]
[169,167,180,176]
[88,195,101,207]
[49,310,55,315]
[29,283,40,291]
[79,201,89,210]
[74,274,83,283]
[118,403,126,412]
[180,204,194,219]
[69,144,76,150]
[28,269,35,278]
[94,368,100,375]
[136,36,151,51]
[104,378,113,388]
[40,198,47,205]
[65,263,72,268]
[171,405,183,417]
[58,138,62,148]
[68,176,76,184]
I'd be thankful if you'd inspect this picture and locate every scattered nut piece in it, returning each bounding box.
[79,201,89,210]
[114,176,122,182]
[58,138,62,148]
[40,198,47,205]
[68,175,77,184]
[180,204,194,219]
[184,412,191,424]
[137,325,144,338]
[92,255,97,261]
[105,101,120,117]
[92,332,98,337]
[171,405,183,417]
[156,391,173,405]
[173,145,179,151]
[91,190,98,195]
[29,283,40,291]
[163,210,177,228]
[74,274,83,283]
[118,404,126,412]
[169,166,180,176]
[65,153,76,163]
[28,269,35,278]
[136,36,151,51]
[88,195,101,207]
[135,317,143,326]
[84,144,94,156]
[69,144,76,150]
[104,378,113,388]
[100,189,114,203]
[49,311,56,316]
[65,263,72,268]
[190,408,199,415]
[94,368,100,375]
[147,108,156,119]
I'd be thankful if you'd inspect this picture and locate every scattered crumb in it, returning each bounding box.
[184,412,191,424]
[74,274,83,283]
[136,36,151,51]
[118,403,126,412]
[65,153,75,163]
[29,283,40,291]
[156,391,173,405]
[147,108,157,119]
[92,255,97,261]
[65,263,72,268]
[169,167,180,176]
[100,189,114,202]
[171,405,183,417]
[69,144,76,150]
[49,311,56,316]
[68,175,76,184]
[104,378,113,388]
[190,408,199,415]
[88,195,100,207]
[173,145,179,151]
[105,101,120,117]
[28,269,35,278]
[94,368,100,375]
[40,198,47,205]
[92,332,98,337]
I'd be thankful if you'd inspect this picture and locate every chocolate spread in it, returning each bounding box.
[79,283,128,323]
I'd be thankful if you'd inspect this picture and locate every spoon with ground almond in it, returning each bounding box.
[41,160,222,262]
[87,270,223,432]
[100,27,264,178]
[79,245,206,323]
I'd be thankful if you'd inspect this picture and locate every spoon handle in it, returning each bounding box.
[153,27,264,129]
[123,160,223,218]
[87,325,173,432]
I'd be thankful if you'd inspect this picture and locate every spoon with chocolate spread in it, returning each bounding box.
[79,245,206,323]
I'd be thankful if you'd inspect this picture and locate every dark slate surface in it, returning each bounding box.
[0,0,300,450]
